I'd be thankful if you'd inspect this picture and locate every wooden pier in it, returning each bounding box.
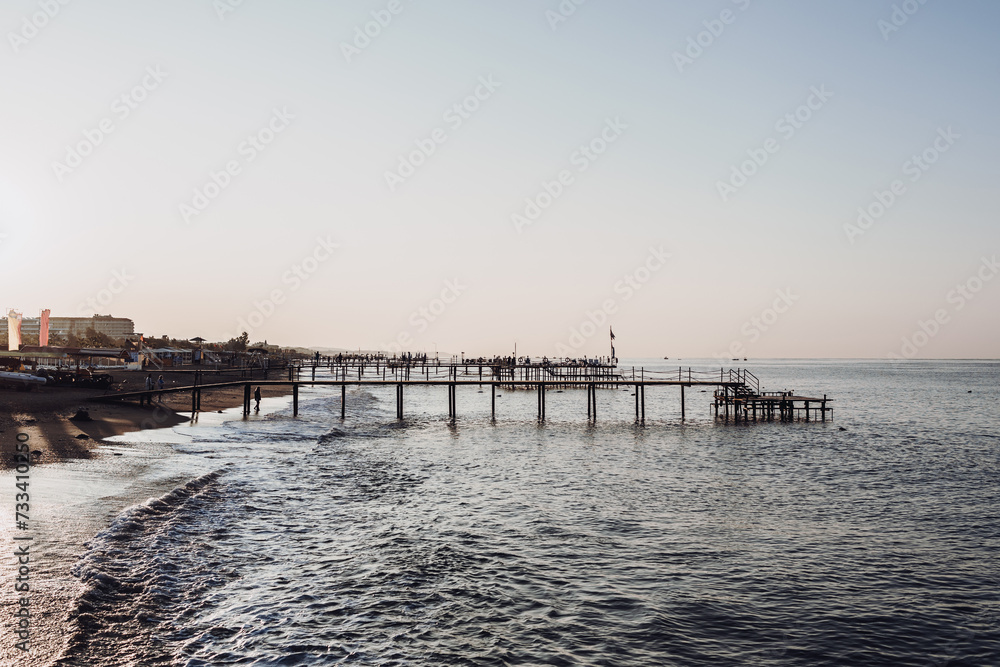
[91,360,832,425]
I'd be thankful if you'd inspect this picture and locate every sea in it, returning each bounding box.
[13,359,1000,666]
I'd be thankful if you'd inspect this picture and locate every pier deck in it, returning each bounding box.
[90,362,832,424]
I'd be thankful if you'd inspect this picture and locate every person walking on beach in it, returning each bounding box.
[157,375,165,401]
[254,386,262,412]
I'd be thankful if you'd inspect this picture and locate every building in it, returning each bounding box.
[1,314,135,340]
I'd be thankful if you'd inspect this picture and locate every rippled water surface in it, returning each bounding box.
[45,360,1000,666]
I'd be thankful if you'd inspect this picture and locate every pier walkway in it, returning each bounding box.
[91,361,832,424]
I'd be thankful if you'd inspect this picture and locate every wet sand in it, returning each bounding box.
[1,369,290,468]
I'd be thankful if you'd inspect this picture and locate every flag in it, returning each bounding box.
[610,328,615,340]
[610,327,616,360]
[7,310,22,351]
[40,309,51,347]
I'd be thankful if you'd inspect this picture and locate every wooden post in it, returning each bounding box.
[311,366,316,382]
[805,400,810,422]
[681,384,685,421]
[822,395,827,422]
[341,383,346,420]
[191,388,197,414]
[591,383,597,422]
[641,384,645,423]
[635,384,639,422]
[293,383,299,416]
[397,383,403,420]
[196,389,201,411]
[587,383,592,420]
[491,383,496,420]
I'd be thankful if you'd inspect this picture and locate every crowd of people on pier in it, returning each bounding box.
[316,352,617,368]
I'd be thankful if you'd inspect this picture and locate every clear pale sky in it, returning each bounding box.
[1,0,998,359]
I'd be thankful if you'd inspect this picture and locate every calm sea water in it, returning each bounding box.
[38,360,1000,666]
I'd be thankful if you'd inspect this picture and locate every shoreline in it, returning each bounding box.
[1,368,291,469]
[1,372,294,666]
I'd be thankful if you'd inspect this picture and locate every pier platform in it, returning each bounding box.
[90,360,832,425]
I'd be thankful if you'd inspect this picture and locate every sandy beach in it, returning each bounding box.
[1,369,291,469]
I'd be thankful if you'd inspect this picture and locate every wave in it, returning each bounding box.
[51,469,232,667]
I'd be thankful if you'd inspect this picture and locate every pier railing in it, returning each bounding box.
[620,366,759,392]
[280,359,769,392]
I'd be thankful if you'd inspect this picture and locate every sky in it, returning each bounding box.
[1,0,998,360]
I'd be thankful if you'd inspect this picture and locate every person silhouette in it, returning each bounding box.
[254,386,262,411]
